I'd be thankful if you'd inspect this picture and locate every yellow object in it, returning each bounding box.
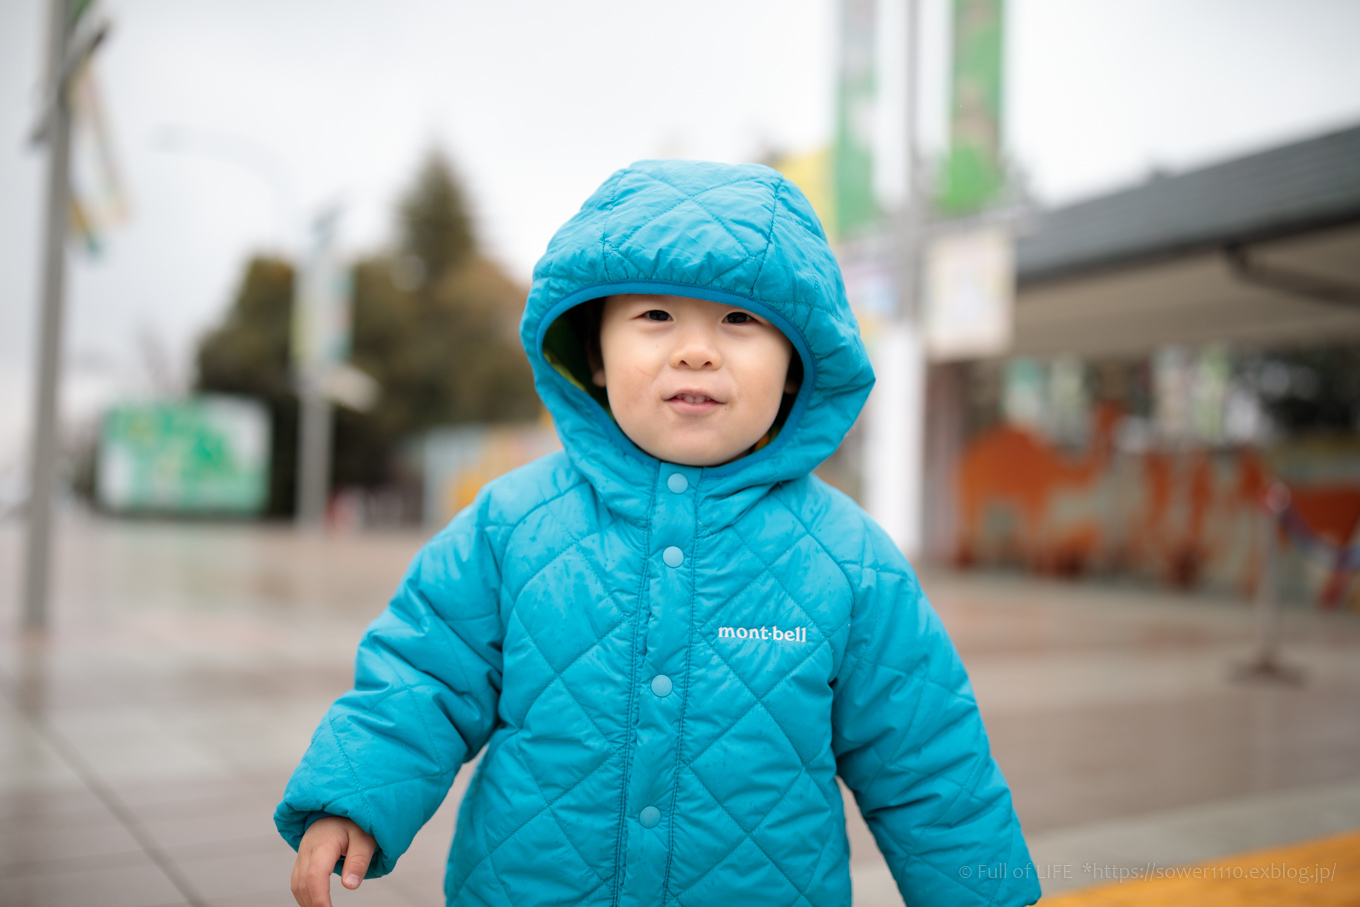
[1042,829,1360,906]
[771,147,835,239]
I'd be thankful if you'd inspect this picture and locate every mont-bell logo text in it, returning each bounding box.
[717,625,807,643]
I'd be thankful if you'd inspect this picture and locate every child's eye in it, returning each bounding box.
[723,312,755,324]
[643,310,672,321]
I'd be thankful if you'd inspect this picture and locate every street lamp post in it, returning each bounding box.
[22,0,110,631]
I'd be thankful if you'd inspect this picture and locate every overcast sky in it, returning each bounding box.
[2,0,1360,487]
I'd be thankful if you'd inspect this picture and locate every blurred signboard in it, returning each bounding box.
[97,396,270,514]
[939,0,1006,215]
[291,211,352,373]
[924,225,1013,359]
[423,424,560,528]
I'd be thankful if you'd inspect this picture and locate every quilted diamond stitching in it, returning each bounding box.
[847,659,992,805]
[725,528,841,644]
[770,494,857,595]
[671,763,817,907]
[630,172,766,259]
[482,477,590,534]
[682,626,840,788]
[692,636,838,816]
[701,249,763,285]
[516,610,628,744]
[447,499,642,903]
[980,822,1021,907]
[508,527,601,604]
[447,748,620,903]
[747,177,784,294]
[518,763,608,885]
[612,173,768,254]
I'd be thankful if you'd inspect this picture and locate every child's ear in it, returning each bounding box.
[592,366,607,388]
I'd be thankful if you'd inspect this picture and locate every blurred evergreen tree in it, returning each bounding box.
[195,257,299,516]
[195,151,539,518]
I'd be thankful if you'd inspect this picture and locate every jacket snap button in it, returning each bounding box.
[667,473,688,493]
[651,674,672,697]
[639,806,661,828]
[663,546,683,568]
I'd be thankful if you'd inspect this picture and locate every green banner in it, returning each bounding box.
[939,0,1006,215]
[833,0,879,241]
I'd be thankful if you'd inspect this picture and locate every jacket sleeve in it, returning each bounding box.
[830,528,1041,907]
[274,489,505,878]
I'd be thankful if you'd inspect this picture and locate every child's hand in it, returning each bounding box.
[290,816,377,907]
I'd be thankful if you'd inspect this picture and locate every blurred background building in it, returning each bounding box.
[945,123,1360,608]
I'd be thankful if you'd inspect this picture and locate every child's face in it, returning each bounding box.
[591,293,796,467]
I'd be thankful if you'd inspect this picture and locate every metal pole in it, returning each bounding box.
[1254,495,1281,666]
[295,378,332,530]
[293,209,340,531]
[900,0,921,323]
[896,0,927,557]
[22,0,76,632]
[1234,482,1303,684]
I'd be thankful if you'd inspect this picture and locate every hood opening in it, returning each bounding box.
[541,297,806,460]
[543,298,612,413]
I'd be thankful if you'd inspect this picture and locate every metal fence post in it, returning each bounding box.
[1233,482,1304,684]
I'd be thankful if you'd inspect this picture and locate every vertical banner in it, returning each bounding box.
[939,0,1006,215]
[291,212,352,377]
[834,0,879,241]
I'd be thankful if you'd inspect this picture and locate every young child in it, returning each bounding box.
[278,159,1040,907]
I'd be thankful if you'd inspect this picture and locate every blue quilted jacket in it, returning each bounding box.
[276,160,1040,906]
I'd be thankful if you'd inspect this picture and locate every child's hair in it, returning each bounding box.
[566,297,606,375]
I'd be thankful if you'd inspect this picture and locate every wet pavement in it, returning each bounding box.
[1,513,1358,906]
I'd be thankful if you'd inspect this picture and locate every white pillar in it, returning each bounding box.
[864,320,926,557]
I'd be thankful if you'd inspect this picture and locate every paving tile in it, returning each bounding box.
[0,701,86,796]
[0,784,105,821]
[988,685,1360,835]
[169,842,299,901]
[0,797,142,877]
[144,805,283,858]
[0,856,187,907]
[110,773,287,814]
[46,706,232,787]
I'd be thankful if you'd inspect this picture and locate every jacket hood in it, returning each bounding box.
[520,159,875,525]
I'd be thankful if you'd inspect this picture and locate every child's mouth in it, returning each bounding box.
[667,392,721,413]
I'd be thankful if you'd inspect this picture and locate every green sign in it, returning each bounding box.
[833,0,879,240]
[97,396,270,514]
[940,0,1006,215]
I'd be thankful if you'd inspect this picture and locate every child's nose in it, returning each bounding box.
[671,328,722,370]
